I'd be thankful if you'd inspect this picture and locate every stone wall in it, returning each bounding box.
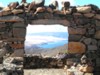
[0,4,100,75]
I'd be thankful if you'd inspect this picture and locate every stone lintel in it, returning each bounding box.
[0,16,24,22]
[31,19,70,26]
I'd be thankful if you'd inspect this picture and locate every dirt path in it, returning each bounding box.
[24,69,67,75]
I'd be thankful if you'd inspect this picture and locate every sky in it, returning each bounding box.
[27,24,68,33]
[0,0,100,8]
[25,25,68,47]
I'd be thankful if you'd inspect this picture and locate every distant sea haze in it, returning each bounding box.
[38,40,68,48]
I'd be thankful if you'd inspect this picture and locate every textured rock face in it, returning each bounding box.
[68,42,86,54]
[84,13,95,18]
[0,2,100,75]
[68,27,86,35]
[13,28,26,38]
[95,30,100,39]
[76,6,92,13]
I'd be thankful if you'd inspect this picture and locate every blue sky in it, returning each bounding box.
[0,0,100,8]
[25,25,68,46]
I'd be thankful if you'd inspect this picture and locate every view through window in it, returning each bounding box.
[25,24,68,57]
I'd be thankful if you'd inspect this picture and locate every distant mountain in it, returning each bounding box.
[28,32,68,38]
[25,44,68,57]
[25,45,44,54]
[42,44,68,57]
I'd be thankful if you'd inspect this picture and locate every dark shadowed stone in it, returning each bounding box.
[36,13,53,19]
[83,38,92,45]
[74,18,84,25]
[96,26,100,31]
[0,15,24,22]
[66,59,74,66]
[10,49,24,57]
[96,58,100,67]
[98,40,100,46]
[94,14,100,20]
[0,27,6,32]
[84,13,95,18]
[49,0,58,10]
[96,20,100,26]
[88,28,95,35]
[87,45,98,51]
[68,42,86,54]
[91,39,97,45]
[73,13,82,16]
[33,0,45,6]
[68,27,86,35]
[69,34,82,41]
[0,23,7,28]
[95,30,100,39]
[31,19,70,26]
[6,38,25,42]
[13,28,26,38]
[13,22,26,28]
[84,24,91,28]
[1,32,12,39]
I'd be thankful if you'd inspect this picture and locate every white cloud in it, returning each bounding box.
[27,24,68,33]
[0,2,4,7]
[25,35,67,46]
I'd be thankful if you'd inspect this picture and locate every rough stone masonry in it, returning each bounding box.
[0,0,100,75]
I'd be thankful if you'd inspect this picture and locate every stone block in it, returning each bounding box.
[12,9,24,15]
[0,15,24,22]
[83,38,92,45]
[95,30,100,39]
[84,13,95,18]
[91,39,97,45]
[88,28,95,35]
[69,34,82,41]
[87,45,98,51]
[98,40,100,46]
[83,38,97,45]
[36,13,53,19]
[10,44,24,49]
[13,28,26,38]
[96,20,100,26]
[96,26,100,31]
[0,23,7,28]
[68,27,86,35]
[76,6,92,13]
[0,27,6,32]
[73,13,82,16]
[79,65,94,73]
[94,14,100,20]
[6,38,25,42]
[1,32,12,39]
[10,49,24,57]
[31,19,70,26]
[0,10,12,16]
[68,42,86,54]
[96,58,100,66]
[13,22,26,28]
